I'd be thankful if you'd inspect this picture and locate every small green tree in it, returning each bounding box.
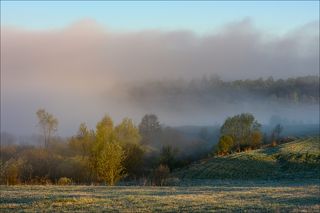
[90,115,126,185]
[90,115,114,172]
[217,135,234,155]
[96,142,125,186]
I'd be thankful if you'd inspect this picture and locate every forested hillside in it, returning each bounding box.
[127,75,319,104]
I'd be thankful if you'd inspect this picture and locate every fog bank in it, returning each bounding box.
[1,18,319,136]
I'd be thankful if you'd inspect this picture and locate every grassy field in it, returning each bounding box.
[175,137,320,179]
[1,180,320,212]
[1,138,319,212]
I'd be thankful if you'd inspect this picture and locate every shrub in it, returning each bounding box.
[31,176,52,185]
[1,158,24,185]
[122,143,145,178]
[165,177,180,186]
[159,145,179,171]
[152,164,170,186]
[58,177,72,185]
[251,131,263,149]
[217,135,234,155]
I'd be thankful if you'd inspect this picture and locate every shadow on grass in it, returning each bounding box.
[180,157,279,180]
[0,197,41,204]
[264,196,320,206]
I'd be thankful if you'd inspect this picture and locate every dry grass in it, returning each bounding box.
[1,180,319,212]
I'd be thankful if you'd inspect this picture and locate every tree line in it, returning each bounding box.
[1,109,285,185]
[214,113,284,155]
[128,75,319,105]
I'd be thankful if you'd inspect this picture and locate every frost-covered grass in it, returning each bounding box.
[1,180,319,212]
[1,138,319,212]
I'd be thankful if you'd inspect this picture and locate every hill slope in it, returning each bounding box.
[174,137,320,180]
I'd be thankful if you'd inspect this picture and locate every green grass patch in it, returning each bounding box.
[175,137,320,179]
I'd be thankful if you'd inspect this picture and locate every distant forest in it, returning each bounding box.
[127,75,319,104]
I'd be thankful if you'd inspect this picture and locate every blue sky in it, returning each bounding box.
[1,1,319,34]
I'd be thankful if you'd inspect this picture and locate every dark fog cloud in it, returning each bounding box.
[1,18,319,136]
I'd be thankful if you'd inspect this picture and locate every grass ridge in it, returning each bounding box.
[174,137,320,180]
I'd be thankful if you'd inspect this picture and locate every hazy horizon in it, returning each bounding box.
[1,2,319,137]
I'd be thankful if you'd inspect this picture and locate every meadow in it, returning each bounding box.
[1,138,319,212]
[175,137,320,179]
[1,180,320,212]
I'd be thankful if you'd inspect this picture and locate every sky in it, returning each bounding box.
[1,1,319,34]
[1,1,319,137]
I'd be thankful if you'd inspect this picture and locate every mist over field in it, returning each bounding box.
[1,19,319,136]
[1,2,320,212]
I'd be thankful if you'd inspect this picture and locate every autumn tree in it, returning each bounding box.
[36,109,58,149]
[90,115,115,171]
[217,135,234,155]
[220,113,261,152]
[90,115,113,179]
[96,142,125,186]
[251,131,263,149]
[1,158,25,185]
[90,115,126,185]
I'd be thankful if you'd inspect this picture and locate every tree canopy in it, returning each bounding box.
[220,113,262,152]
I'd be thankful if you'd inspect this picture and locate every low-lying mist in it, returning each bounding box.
[1,18,319,137]
[114,75,319,126]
